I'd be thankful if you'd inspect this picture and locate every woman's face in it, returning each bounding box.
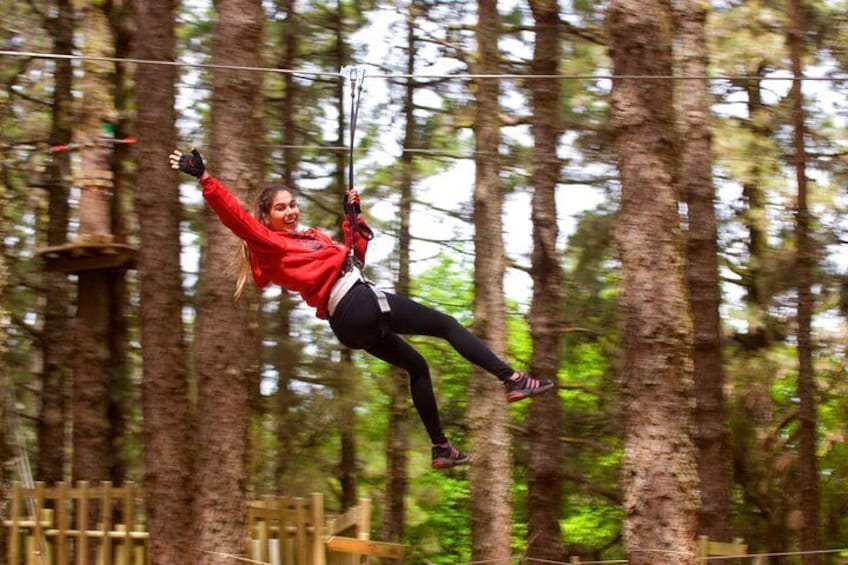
[267,190,300,233]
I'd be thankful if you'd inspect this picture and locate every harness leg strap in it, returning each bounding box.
[367,284,392,330]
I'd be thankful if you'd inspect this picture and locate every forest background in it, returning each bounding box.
[2,0,848,564]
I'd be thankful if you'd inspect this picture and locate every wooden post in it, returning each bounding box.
[40,509,55,563]
[25,535,36,565]
[101,481,113,565]
[258,520,269,563]
[120,484,134,565]
[295,498,307,564]
[276,498,289,565]
[77,481,89,565]
[32,482,45,564]
[697,535,708,561]
[132,524,146,565]
[356,499,370,565]
[9,482,22,565]
[57,482,69,564]
[114,525,127,565]
[311,493,325,565]
[569,556,581,564]
[356,499,371,541]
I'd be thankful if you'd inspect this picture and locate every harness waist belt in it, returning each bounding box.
[327,266,392,330]
[328,266,364,316]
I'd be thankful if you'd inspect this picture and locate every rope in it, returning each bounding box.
[0,50,336,78]
[2,50,848,82]
[526,557,627,565]
[521,546,848,564]
[341,65,366,255]
[705,547,848,561]
[4,387,47,565]
[198,549,271,564]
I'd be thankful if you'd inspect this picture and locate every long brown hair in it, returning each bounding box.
[233,185,294,299]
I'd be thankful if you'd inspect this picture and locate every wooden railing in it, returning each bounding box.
[3,481,148,565]
[4,482,403,565]
[247,495,404,564]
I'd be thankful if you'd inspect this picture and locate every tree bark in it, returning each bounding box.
[274,292,298,490]
[673,0,733,541]
[0,147,9,471]
[72,0,117,484]
[106,0,135,488]
[193,0,264,561]
[38,0,73,485]
[381,3,418,552]
[608,1,700,563]
[0,173,8,561]
[332,0,358,511]
[789,1,819,562]
[526,0,566,561]
[469,1,512,562]
[134,0,195,560]
[272,0,301,493]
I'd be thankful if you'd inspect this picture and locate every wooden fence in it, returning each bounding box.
[4,482,403,565]
[247,494,403,564]
[3,481,147,565]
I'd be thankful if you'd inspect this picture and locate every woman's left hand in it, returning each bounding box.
[346,190,360,207]
[344,189,362,214]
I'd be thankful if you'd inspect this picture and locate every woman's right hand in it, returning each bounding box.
[170,148,207,179]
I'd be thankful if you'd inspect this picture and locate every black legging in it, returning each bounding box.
[329,281,514,445]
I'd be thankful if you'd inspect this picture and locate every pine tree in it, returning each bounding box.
[608,0,700,562]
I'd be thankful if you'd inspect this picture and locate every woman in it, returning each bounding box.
[170,148,554,468]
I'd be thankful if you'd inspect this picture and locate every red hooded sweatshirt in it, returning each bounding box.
[201,175,371,319]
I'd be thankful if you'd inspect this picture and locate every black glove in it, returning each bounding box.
[169,148,206,178]
[343,189,362,215]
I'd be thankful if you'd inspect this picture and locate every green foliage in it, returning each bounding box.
[405,473,472,565]
[561,502,623,549]
[5,0,848,559]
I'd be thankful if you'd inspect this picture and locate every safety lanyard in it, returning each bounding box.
[341,65,366,256]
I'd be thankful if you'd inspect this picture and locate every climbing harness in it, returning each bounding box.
[340,65,391,330]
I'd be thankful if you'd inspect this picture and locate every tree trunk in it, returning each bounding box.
[733,68,790,559]
[469,1,512,562]
[274,293,298,491]
[738,69,776,355]
[789,1,819,562]
[272,0,301,493]
[72,0,117,483]
[673,0,732,541]
[0,177,8,560]
[526,0,565,561]
[38,0,73,485]
[607,1,700,563]
[193,0,264,561]
[381,4,417,551]
[134,0,195,560]
[73,273,113,482]
[332,0,358,511]
[106,0,135,487]
[339,354,358,510]
[280,0,298,190]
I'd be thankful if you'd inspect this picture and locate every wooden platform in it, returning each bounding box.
[37,241,137,274]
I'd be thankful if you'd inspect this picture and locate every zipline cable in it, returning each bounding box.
[2,50,848,82]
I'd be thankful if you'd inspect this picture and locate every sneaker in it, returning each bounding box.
[504,372,555,403]
[431,442,469,469]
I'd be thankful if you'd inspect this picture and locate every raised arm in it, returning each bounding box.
[170,148,284,252]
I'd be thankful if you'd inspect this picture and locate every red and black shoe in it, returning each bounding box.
[504,372,555,403]
[431,442,469,469]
